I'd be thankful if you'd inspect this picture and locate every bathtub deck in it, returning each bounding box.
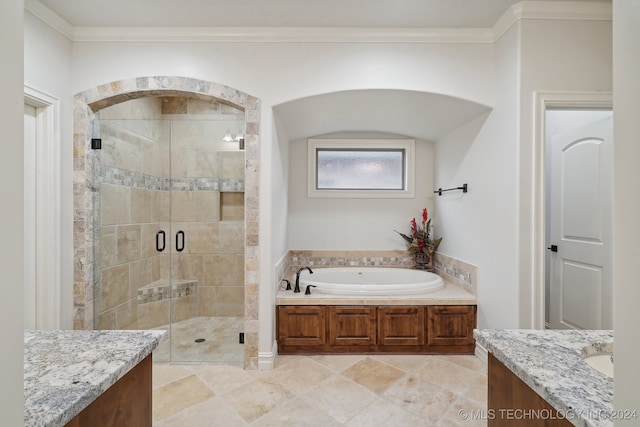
[276,282,476,306]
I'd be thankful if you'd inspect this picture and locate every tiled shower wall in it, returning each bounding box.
[95,97,245,330]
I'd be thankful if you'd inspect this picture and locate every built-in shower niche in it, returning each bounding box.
[94,95,245,364]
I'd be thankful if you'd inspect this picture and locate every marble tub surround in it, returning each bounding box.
[474,329,615,427]
[276,281,476,306]
[24,329,166,427]
[281,250,477,297]
[433,252,477,296]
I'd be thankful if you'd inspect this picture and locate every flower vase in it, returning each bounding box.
[414,249,435,271]
[414,249,435,272]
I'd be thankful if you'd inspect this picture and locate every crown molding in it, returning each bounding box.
[493,1,611,41]
[72,26,494,44]
[24,0,74,40]
[25,0,612,44]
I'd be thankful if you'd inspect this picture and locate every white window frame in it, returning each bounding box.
[307,138,415,198]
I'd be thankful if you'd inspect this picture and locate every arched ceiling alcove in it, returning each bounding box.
[272,89,492,141]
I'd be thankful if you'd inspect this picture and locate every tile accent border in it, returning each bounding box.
[433,252,478,296]
[102,165,244,192]
[73,76,261,369]
[276,250,477,297]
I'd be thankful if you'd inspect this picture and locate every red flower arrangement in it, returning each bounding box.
[395,208,442,254]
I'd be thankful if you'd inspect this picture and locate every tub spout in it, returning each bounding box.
[294,266,313,293]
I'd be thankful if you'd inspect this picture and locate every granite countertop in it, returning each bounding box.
[24,329,167,427]
[474,329,615,427]
[276,281,477,306]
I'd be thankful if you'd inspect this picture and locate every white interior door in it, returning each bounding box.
[548,114,613,330]
[24,103,37,329]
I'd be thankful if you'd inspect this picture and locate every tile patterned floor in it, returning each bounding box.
[153,316,244,364]
[152,354,488,426]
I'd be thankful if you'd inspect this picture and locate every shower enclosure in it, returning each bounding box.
[93,96,245,364]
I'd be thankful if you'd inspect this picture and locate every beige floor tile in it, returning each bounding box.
[151,354,489,427]
[251,396,342,427]
[303,376,378,423]
[383,372,458,422]
[154,396,249,427]
[341,357,405,394]
[308,354,367,373]
[345,397,427,427]
[442,355,487,374]
[272,354,309,369]
[413,356,485,396]
[437,396,488,427]
[262,357,335,395]
[152,363,195,389]
[370,354,429,373]
[190,363,260,394]
[462,372,488,405]
[221,377,292,422]
[153,374,215,421]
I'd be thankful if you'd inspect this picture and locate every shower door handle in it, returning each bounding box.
[176,230,185,252]
[156,230,166,252]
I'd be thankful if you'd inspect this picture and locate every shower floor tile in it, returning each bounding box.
[153,316,244,364]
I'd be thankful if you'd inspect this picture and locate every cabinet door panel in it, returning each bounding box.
[427,305,476,346]
[329,307,376,346]
[277,306,326,346]
[378,306,425,346]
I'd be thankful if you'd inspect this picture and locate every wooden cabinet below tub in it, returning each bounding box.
[276,304,476,354]
[426,305,476,353]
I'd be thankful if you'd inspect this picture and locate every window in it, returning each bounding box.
[307,139,415,198]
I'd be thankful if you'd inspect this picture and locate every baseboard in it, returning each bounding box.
[257,340,278,371]
[475,342,488,364]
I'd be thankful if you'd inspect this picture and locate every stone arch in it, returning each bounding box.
[73,76,260,368]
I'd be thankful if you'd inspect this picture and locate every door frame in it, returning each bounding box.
[533,91,612,330]
[24,86,61,329]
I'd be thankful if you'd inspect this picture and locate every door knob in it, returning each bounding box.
[547,245,558,252]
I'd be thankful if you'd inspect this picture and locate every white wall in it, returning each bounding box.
[69,40,494,355]
[0,0,24,424]
[24,11,74,327]
[22,9,610,358]
[288,133,436,250]
[435,23,520,329]
[613,0,640,421]
[517,18,612,328]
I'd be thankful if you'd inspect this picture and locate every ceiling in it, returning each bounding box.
[37,0,609,29]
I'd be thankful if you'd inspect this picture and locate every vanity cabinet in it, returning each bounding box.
[277,304,476,354]
[488,354,573,426]
[64,355,152,427]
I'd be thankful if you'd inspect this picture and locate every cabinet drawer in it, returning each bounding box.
[329,307,377,346]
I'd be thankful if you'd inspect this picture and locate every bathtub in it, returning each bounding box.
[299,267,444,296]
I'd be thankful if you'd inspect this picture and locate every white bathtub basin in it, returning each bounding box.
[299,267,444,296]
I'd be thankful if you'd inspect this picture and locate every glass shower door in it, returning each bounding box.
[167,113,246,364]
[94,104,172,363]
[95,96,245,364]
